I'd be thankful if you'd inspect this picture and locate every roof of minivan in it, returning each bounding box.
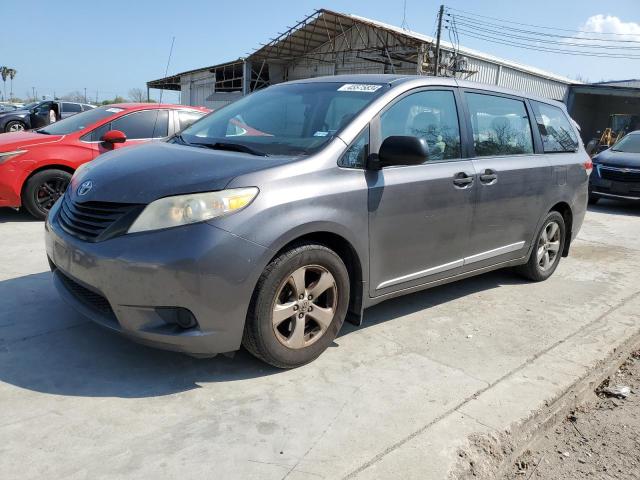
[288,74,566,108]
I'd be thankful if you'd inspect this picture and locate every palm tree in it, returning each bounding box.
[0,67,7,101]
[8,68,16,101]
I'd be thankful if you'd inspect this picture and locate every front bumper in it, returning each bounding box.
[45,200,271,356]
[590,165,640,201]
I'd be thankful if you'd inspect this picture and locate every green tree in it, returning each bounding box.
[0,67,8,101]
[7,68,16,101]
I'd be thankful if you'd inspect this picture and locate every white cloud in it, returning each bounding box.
[577,14,640,41]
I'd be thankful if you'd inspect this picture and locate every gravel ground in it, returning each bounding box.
[505,350,640,479]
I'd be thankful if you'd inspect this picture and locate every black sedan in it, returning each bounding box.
[590,131,640,204]
[0,100,93,133]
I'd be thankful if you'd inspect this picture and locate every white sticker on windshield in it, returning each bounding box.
[313,131,329,137]
[337,84,382,93]
[105,108,124,113]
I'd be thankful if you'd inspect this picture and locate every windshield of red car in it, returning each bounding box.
[38,106,123,135]
[178,82,388,156]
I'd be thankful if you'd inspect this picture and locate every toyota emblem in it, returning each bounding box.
[77,180,93,196]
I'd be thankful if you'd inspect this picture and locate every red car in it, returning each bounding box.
[0,103,209,219]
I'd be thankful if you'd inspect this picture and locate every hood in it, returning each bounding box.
[0,131,64,151]
[69,142,294,204]
[0,108,30,118]
[594,148,640,168]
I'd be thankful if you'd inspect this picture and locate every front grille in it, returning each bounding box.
[57,270,114,317]
[57,195,142,242]
[600,167,640,183]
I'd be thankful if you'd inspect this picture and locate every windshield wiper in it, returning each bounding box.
[36,129,51,135]
[190,141,268,157]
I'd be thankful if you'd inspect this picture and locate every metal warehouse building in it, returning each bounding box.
[147,8,577,108]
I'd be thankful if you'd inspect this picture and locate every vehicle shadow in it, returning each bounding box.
[0,268,527,399]
[588,199,640,217]
[0,207,39,223]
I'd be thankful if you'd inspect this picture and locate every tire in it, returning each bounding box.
[588,194,600,205]
[22,169,72,220]
[516,211,566,282]
[5,120,25,133]
[242,243,350,368]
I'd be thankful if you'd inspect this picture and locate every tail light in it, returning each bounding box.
[583,158,593,176]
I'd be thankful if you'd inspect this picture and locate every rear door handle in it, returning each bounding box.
[453,172,474,188]
[479,169,498,185]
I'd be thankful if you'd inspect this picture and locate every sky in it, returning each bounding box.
[1,0,639,104]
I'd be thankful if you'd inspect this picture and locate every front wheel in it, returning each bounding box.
[516,211,566,282]
[22,169,72,220]
[243,243,350,368]
[5,120,25,133]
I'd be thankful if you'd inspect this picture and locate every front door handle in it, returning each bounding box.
[453,172,474,188]
[479,169,498,185]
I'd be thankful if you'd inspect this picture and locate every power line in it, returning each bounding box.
[448,19,640,50]
[449,27,640,59]
[449,13,640,45]
[446,6,640,36]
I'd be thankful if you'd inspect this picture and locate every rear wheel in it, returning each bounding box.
[22,169,72,220]
[242,243,350,368]
[516,211,566,282]
[5,120,25,133]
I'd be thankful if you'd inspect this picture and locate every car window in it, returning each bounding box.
[81,122,111,142]
[41,106,122,136]
[178,110,205,130]
[339,126,369,168]
[531,101,579,153]
[612,133,640,153]
[180,82,388,156]
[466,93,534,157]
[62,103,82,113]
[380,90,461,161]
[82,104,95,111]
[111,110,169,139]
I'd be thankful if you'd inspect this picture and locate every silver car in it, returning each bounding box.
[45,75,590,368]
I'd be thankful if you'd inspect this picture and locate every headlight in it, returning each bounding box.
[0,150,27,164]
[128,187,259,234]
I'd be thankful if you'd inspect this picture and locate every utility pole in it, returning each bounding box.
[32,86,35,101]
[434,4,444,76]
[84,87,87,103]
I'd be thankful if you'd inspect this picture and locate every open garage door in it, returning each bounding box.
[567,83,640,150]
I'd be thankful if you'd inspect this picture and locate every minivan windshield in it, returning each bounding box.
[611,133,640,153]
[37,106,121,135]
[177,82,389,156]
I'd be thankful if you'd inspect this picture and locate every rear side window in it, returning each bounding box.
[466,93,533,157]
[531,101,579,153]
[178,110,205,130]
[380,90,461,161]
[111,110,169,139]
[62,103,82,113]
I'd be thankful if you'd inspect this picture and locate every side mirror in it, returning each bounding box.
[369,136,429,170]
[101,130,127,144]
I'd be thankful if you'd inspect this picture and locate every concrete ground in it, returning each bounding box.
[1,200,639,480]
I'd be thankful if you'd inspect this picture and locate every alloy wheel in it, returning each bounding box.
[35,178,68,213]
[272,265,338,349]
[8,123,24,132]
[536,220,561,271]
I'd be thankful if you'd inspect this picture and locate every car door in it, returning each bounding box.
[61,102,83,119]
[461,90,552,270]
[30,102,53,128]
[368,88,476,297]
[95,109,170,155]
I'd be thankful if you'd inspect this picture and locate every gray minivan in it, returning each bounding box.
[45,75,590,368]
